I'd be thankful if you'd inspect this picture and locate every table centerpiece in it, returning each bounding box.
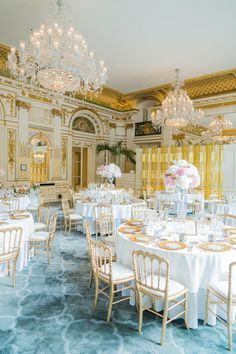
[96,163,122,186]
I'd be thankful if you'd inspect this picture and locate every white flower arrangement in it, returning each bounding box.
[96,163,122,182]
[164,160,200,192]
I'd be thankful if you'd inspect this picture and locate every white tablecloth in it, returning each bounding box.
[75,200,145,233]
[205,201,236,226]
[156,191,204,213]
[116,224,236,329]
[75,188,129,204]
[17,195,31,210]
[0,212,34,275]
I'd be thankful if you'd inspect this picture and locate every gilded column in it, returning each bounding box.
[16,100,31,181]
[52,109,63,180]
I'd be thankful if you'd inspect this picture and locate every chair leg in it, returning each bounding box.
[89,268,93,288]
[7,260,10,276]
[107,284,114,322]
[161,300,169,345]
[204,288,209,326]
[12,258,17,288]
[227,303,232,351]
[184,292,189,330]
[46,241,50,264]
[94,276,99,307]
[138,292,143,333]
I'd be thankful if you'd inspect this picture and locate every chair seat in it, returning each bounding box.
[0,252,16,262]
[101,262,134,282]
[140,275,186,298]
[209,281,236,300]
[29,231,49,242]
[34,222,46,231]
[66,213,83,221]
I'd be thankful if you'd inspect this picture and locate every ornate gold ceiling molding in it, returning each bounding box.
[1,43,236,112]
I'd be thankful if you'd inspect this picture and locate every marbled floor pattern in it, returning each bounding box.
[0,224,235,353]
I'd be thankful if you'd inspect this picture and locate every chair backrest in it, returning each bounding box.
[94,203,113,219]
[48,214,57,240]
[62,200,70,218]
[4,198,20,211]
[229,261,236,299]
[0,227,23,257]
[37,205,51,227]
[132,250,170,297]
[97,215,115,242]
[91,240,113,281]
[131,203,148,219]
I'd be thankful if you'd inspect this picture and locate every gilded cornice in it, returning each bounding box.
[51,109,65,118]
[16,100,31,111]
[1,43,236,112]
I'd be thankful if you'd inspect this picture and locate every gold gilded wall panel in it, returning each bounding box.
[7,129,16,181]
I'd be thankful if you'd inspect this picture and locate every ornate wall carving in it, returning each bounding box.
[72,116,95,134]
[7,129,16,181]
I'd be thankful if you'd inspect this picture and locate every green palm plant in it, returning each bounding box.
[96,141,136,165]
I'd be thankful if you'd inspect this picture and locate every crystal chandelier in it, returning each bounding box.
[151,69,203,128]
[7,0,107,96]
[201,115,234,143]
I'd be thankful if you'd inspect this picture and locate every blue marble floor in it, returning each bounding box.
[0,227,235,353]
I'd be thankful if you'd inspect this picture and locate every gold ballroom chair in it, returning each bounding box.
[85,222,116,288]
[204,261,236,351]
[91,240,135,322]
[0,198,20,212]
[62,200,83,232]
[131,203,148,220]
[132,250,189,345]
[94,203,113,239]
[28,214,57,264]
[0,227,23,287]
[34,205,51,232]
[97,214,115,246]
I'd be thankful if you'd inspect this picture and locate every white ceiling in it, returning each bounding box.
[0,0,236,93]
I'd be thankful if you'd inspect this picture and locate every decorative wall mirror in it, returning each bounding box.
[29,133,50,183]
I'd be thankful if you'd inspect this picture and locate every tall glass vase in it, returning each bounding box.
[177,190,187,218]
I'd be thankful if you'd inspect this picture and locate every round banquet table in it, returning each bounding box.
[75,199,146,233]
[156,191,204,213]
[116,223,236,329]
[205,200,236,226]
[15,195,31,210]
[0,212,34,275]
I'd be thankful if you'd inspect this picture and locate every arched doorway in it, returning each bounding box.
[71,112,100,189]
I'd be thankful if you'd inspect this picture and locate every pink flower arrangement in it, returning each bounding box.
[96,163,122,181]
[164,160,200,191]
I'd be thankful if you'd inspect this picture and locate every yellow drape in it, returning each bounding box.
[142,144,223,198]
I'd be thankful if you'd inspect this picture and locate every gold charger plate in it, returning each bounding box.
[118,225,141,234]
[224,237,236,245]
[158,241,188,251]
[10,214,30,220]
[126,219,144,227]
[0,221,8,225]
[130,234,153,243]
[198,242,231,252]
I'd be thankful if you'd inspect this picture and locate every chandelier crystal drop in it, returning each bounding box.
[151,69,203,129]
[201,115,233,143]
[7,0,107,96]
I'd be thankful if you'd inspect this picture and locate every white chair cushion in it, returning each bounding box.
[100,262,134,282]
[209,281,231,298]
[34,222,46,231]
[70,209,75,214]
[140,275,185,298]
[30,231,49,241]
[67,214,83,220]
